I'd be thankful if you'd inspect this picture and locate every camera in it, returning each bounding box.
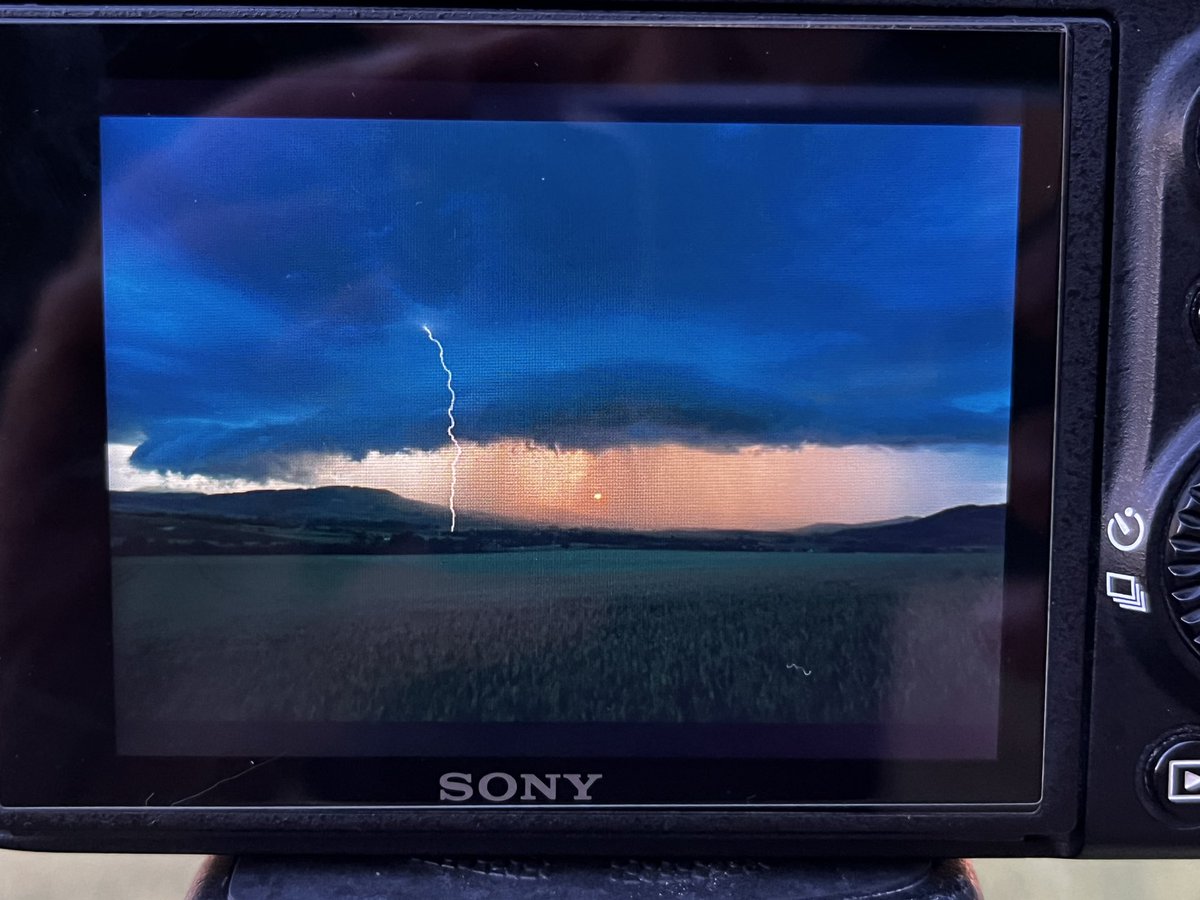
[0,2,1192,860]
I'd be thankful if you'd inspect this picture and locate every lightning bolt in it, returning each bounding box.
[423,325,461,533]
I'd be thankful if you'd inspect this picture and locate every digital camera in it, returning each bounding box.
[0,1,1195,859]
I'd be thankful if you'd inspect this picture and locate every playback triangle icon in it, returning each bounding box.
[1167,760,1200,803]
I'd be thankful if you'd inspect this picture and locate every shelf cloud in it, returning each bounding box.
[102,116,1020,483]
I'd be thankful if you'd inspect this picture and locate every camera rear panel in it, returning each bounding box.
[0,4,1162,857]
[1086,10,1200,856]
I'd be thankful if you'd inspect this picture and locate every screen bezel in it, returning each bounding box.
[0,14,1065,809]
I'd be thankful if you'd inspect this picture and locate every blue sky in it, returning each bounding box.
[101,116,1020,504]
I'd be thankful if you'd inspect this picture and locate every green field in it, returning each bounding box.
[113,550,1003,724]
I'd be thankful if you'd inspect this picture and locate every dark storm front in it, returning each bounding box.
[102,117,1019,755]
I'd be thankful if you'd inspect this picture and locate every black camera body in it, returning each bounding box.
[0,0,1195,859]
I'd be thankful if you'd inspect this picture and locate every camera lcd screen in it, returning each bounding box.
[104,115,1019,760]
[0,17,1065,807]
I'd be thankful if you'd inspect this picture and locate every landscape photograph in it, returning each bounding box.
[100,115,1022,735]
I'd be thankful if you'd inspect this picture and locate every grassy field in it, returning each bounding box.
[114,549,1003,725]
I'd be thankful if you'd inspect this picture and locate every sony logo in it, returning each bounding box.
[439,772,603,803]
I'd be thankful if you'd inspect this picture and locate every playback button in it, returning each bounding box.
[1167,760,1200,803]
[1145,736,1200,822]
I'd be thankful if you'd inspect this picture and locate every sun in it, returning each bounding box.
[593,492,603,501]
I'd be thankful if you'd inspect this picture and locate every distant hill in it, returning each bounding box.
[791,515,920,536]
[109,487,1005,556]
[803,504,1005,553]
[111,486,478,530]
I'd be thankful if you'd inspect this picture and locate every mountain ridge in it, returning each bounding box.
[109,485,1004,554]
[111,485,481,528]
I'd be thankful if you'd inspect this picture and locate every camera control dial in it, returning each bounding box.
[1163,476,1200,657]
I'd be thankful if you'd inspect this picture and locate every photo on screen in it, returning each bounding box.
[100,116,1020,752]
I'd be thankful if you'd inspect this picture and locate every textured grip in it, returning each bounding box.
[195,855,983,900]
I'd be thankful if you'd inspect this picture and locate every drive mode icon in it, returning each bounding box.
[1105,572,1150,613]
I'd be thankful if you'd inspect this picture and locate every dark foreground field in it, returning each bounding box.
[113,550,1003,725]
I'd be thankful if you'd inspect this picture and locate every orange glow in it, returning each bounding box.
[110,439,1005,532]
[439,441,1001,530]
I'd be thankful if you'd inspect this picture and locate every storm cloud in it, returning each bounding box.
[101,116,1021,480]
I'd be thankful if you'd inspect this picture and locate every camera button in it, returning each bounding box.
[1166,760,1200,803]
[1144,736,1200,822]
